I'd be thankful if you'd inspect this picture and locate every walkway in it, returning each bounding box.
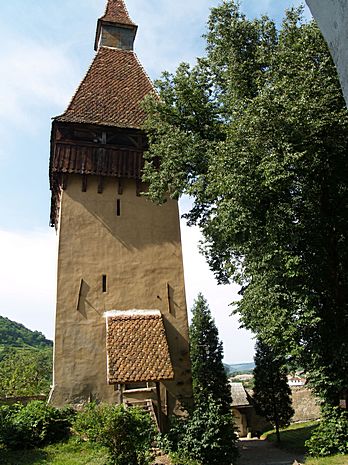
[238,438,304,465]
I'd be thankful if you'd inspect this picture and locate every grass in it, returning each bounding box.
[304,456,348,465]
[261,422,348,465]
[262,421,320,454]
[0,438,108,465]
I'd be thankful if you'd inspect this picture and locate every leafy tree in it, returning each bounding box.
[142,1,348,406]
[0,347,52,397]
[189,293,232,414]
[253,340,294,442]
[306,405,348,457]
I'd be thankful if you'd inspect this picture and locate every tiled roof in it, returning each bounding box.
[230,382,251,407]
[106,310,174,384]
[101,0,136,26]
[55,47,154,129]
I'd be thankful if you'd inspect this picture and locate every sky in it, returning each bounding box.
[0,0,311,364]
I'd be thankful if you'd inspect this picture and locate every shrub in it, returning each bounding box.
[0,401,74,449]
[73,403,156,465]
[306,405,348,457]
[160,397,238,465]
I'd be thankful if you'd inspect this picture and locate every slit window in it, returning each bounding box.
[116,199,121,216]
[102,275,107,293]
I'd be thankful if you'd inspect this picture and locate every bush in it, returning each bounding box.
[73,403,156,465]
[306,406,348,457]
[160,397,238,465]
[0,401,74,449]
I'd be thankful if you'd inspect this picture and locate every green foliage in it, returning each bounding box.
[73,403,156,465]
[0,346,52,397]
[143,0,348,408]
[189,293,232,414]
[306,406,348,457]
[0,316,53,398]
[179,397,238,465]
[0,315,52,350]
[0,401,73,449]
[159,294,238,465]
[253,340,294,441]
[161,397,238,465]
[0,437,108,465]
[262,420,319,453]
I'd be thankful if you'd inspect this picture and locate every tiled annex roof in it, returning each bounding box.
[55,47,154,129]
[101,0,136,26]
[106,310,174,384]
[230,382,251,407]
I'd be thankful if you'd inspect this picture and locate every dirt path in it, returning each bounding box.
[238,439,304,465]
[153,438,304,465]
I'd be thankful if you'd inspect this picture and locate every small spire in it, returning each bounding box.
[94,0,138,51]
[101,0,136,27]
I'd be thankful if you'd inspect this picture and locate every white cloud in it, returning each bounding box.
[0,229,57,339]
[0,39,80,132]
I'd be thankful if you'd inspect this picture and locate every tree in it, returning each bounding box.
[163,293,238,465]
[189,293,232,414]
[253,340,294,442]
[143,1,348,407]
[0,347,52,397]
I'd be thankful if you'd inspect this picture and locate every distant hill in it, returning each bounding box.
[0,315,52,350]
[225,362,255,374]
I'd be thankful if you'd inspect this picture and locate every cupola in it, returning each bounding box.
[94,0,138,51]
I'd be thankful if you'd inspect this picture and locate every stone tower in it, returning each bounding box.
[49,0,192,427]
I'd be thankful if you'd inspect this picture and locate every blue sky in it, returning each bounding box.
[0,0,311,363]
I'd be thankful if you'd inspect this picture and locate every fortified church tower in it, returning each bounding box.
[49,0,192,426]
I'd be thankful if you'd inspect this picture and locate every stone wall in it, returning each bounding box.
[291,387,321,422]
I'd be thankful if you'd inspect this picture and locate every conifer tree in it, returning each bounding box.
[253,340,294,442]
[189,293,232,414]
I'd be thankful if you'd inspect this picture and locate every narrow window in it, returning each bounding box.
[102,275,107,293]
[116,199,121,216]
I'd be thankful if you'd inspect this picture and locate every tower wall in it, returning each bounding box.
[50,174,192,411]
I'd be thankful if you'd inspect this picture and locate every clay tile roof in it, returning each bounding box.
[230,382,251,407]
[55,47,154,129]
[106,310,174,384]
[101,0,136,26]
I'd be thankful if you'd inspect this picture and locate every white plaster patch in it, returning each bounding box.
[103,309,161,318]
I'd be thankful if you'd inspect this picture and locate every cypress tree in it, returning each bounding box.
[253,340,294,442]
[189,293,232,414]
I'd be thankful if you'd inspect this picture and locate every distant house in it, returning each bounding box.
[287,376,306,387]
[230,382,271,437]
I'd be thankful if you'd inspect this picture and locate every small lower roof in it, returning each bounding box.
[230,382,251,407]
[105,310,174,384]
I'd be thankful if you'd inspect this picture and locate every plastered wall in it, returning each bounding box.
[49,174,192,413]
[306,0,348,107]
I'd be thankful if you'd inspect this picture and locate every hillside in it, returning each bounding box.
[0,315,52,349]
[225,362,255,374]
